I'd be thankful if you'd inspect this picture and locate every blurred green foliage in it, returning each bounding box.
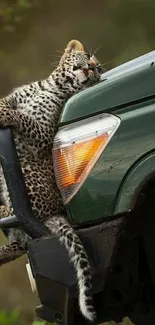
[0,309,20,325]
[0,0,155,96]
[0,0,39,32]
[0,308,49,325]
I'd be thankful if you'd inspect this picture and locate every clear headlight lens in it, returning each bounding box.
[53,113,120,204]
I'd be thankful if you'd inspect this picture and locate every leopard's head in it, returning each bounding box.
[51,40,103,91]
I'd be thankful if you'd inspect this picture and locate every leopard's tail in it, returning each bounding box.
[45,216,96,323]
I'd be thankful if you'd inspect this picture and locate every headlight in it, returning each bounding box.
[53,113,120,204]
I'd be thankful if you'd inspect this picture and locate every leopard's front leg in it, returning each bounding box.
[0,108,53,153]
[0,108,14,127]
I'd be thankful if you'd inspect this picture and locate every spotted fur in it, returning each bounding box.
[0,40,102,322]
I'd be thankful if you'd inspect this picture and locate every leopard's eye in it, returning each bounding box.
[85,53,91,60]
[73,65,81,71]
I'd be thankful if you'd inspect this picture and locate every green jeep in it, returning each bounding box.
[0,50,155,325]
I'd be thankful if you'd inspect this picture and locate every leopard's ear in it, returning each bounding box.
[65,40,84,53]
[60,39,84,63]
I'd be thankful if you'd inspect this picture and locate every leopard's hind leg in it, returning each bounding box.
[0,240,26,266]
[0,205,26,266]
[0,205,12,238]
[0,205,11,218]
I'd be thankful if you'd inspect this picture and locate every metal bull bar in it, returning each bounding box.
[0,128,48,237]
[0,128,126,325]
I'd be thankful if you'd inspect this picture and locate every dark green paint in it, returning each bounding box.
[60,65,155,125]
[59,65,155,224]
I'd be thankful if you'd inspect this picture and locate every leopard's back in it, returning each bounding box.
[13,82,61,156]
[1,81,65,218]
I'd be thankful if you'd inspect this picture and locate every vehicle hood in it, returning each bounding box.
[60,50,155,125]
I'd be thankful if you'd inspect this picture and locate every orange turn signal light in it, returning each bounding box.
[53,113,120,204]
[55,134,108,188]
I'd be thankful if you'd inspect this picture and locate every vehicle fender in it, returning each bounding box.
[114,151,155,215]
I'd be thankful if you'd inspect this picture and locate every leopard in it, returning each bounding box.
[0,39,103,322]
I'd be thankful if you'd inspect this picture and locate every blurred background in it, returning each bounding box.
[0,0,155,323]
